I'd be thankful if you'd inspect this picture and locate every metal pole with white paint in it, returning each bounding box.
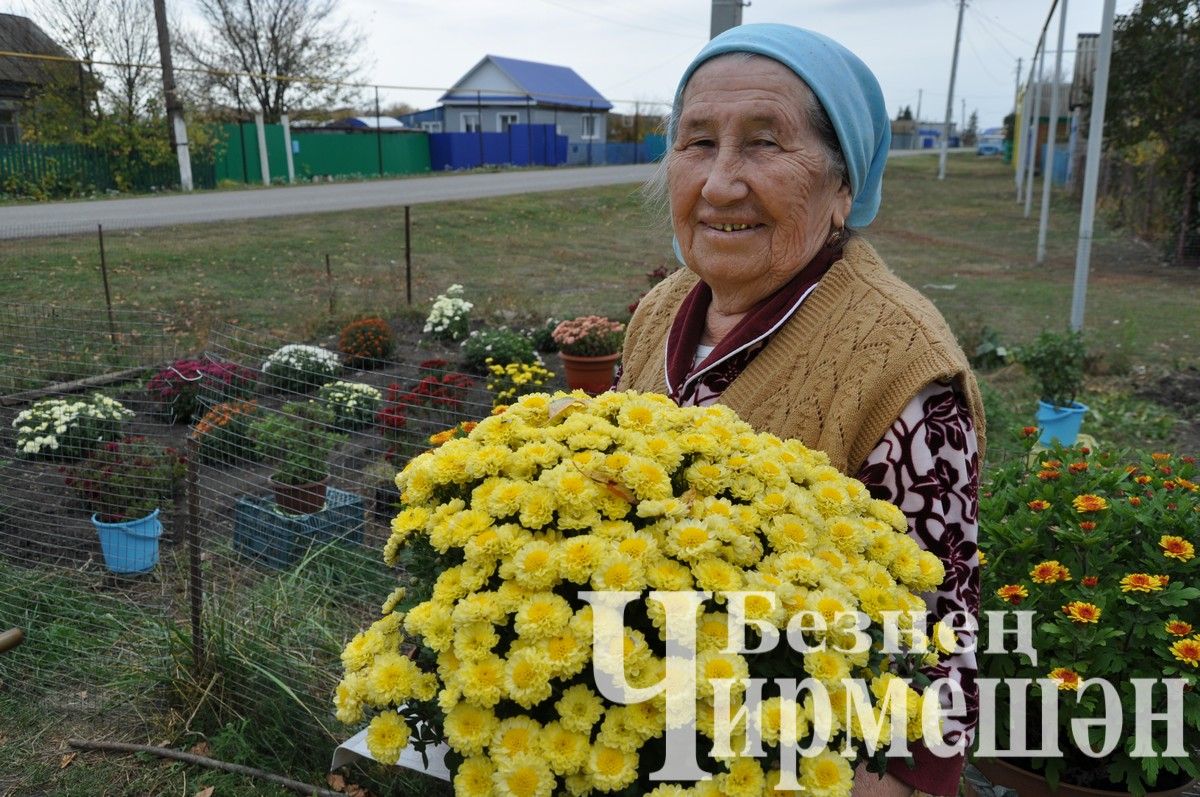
[1037,0,1069,264]
[281,113,295,184]
[1024,46,1046,217]
[938,0,966,180]
[1070,0,1117,331]
[255,111,270,186]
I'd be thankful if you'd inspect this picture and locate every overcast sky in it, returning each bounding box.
[4,0,1140,129]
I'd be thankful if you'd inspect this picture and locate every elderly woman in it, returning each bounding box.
[618,24,985,797]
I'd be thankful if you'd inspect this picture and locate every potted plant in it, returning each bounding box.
[976,441,1200,796]
[147,359,256,424]
[1019,329,1088,446]
[65,436,186,574]
[13,393,134,459]
[251,400,345,515]
[551,314,625,395]
[317,380,383,433]
[422,284,473,342]
[261,344,340,395]
[338,316,394,368]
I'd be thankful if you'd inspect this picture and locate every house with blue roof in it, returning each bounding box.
[399,55,613,166]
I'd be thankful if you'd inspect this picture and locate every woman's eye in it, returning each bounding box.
[751,138,777,148]
[688,138,714,148]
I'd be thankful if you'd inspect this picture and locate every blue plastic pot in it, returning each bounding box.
[92,508,162,574]
[1035,400,1088,447]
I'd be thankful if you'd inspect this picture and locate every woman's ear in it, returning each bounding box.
[832,181,852,229]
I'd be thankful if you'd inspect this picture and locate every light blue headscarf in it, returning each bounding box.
[669,23,891,229]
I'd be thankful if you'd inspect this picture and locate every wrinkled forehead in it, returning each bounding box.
[675,54,818,132]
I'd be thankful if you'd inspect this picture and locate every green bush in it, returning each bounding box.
[250,401,345,485]
[459,328,537,374]
[1018,329,1087,408]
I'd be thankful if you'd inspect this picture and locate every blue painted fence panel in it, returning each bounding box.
[428,125,568,170]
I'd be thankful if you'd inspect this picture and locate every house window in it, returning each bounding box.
[0,110,17,146]
[497,112,519,132]
[420,121,442,133]
[462,113,480,133]
[581,114,599,140]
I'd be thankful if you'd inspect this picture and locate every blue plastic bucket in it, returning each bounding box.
[92,508,162,574]
[1035,400,1088,447]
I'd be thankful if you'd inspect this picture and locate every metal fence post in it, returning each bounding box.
[97,224,116,345]
[185,437,205,670]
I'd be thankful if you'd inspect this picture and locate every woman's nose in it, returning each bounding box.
[700,146,748,206]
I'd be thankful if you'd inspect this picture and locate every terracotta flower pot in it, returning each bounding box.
[559,352,620,396]
[270,476,329,516]
[973,758,1197,797]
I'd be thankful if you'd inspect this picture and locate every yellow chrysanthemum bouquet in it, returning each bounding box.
[337,391,954,796]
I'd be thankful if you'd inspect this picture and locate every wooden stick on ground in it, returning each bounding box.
[67,738,344,797]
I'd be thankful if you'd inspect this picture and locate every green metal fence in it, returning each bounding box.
[0,142,216,197]
[215,123,431,184]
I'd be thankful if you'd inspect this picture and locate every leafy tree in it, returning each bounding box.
[179,0,365,121]
[964,110,979,146]
[1106,0,1200,263]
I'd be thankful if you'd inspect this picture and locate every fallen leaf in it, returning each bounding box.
[193,787,214,797]
[326,773,346,791]
[60,752,76,769]
[188,741,211,757]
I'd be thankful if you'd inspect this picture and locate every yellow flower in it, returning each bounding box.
[1166,620,1194,637]
[492,752,554,797]
[1048,667,1081,691]
[1030,560,1071,584]
[1169,637,1200,667]
[720,756,767,797]
[799,749,854,797]
[591,551,646,591]
[453,756,494,797]
[1160,535,1195,562]
[1072,494,1109,513]
[505,540,559,590]
[556,684,605,734]
[443,702,500,756]
[692,556,746,595]
[996,584,1029,604]
[1120,573,1166,593]
[514,593,573,640]
[663,519,721,561]
[586,743,639,792]
[504,648,553,708]
[364,711,410,764]
[1061,601,1102,624]
[366,651,434,705]
[460,654,506,708]
[539,721,590,776]
[803,649,851,686]
[333,672,366,724]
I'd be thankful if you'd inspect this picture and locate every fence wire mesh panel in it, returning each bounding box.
[0,307,513,794]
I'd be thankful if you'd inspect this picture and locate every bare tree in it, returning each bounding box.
[37,0,104,118]
[101,0,157,124]
[180,0,365,121]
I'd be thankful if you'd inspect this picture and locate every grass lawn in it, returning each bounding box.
[2,154,1194,370]
[1,154,1197,795]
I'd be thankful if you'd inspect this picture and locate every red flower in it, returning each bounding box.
[1081,576,1098,587]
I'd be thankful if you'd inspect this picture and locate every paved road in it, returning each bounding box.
[0,164,657,239]
[0,149,955,240]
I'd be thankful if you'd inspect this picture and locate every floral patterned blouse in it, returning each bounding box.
[660,244,980,797]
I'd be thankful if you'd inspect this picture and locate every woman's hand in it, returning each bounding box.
[851,764,916,797]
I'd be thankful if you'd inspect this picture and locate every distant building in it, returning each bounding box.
[890,118,959,150]
[0,14,72,145]
[399,55,612,165]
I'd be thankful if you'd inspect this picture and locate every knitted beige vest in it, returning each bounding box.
[617,237,987,474]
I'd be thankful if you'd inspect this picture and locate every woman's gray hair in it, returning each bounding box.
[643,52,849,206]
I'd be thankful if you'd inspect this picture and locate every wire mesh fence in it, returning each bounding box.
[0,304,524,791]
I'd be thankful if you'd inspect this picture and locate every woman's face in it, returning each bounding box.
[668,56,852,309]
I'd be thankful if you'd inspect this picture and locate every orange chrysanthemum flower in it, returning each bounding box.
[1151,452,1171,462]
[1128,496,1142,506]
[1160,535,1195,562]
[1068,461,1088,474]
[1021,425,1038,438]
[1081,576,1098,588]
[1061,601,1101,624]
[1037,470,1061,482]
[1177,477,1198,493]
[1120,573,1166,593]
[1073,494,1109,513]
[1027,499,1051,512]
[1048,667,1081,690]
[1042,459,1063,469]
[1165,620,1194,637]
[1030,560,1071,584]
[997,584,1029,604]
[1169,638,1200,667]
[1079,521,1096,532]
[1134,475,1153,485]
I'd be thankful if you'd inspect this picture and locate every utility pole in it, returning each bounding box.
[938,0,966,180]
[1071,0,1117,331]
[915,89,923,147]
[961,97,966,141]
[153,0,193,191]
[1024,45,1046,217]
[1037,0,1069,264]
[710,0,747,39]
